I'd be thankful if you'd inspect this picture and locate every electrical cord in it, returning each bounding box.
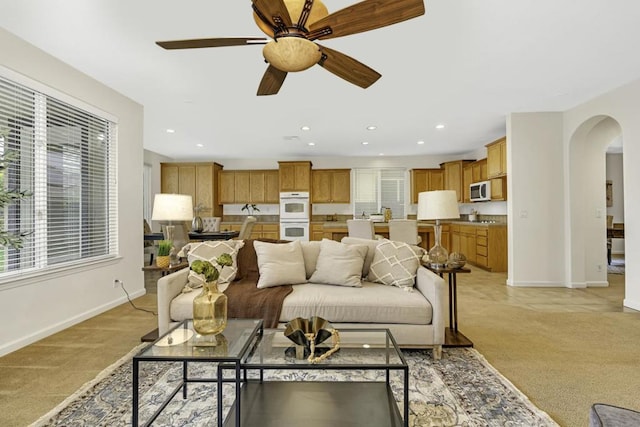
[118,280,157,316]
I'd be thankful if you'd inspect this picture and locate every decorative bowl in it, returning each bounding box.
[447,252,467,269]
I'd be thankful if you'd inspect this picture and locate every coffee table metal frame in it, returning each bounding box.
[132,319,263,427]
[228,328,409,427]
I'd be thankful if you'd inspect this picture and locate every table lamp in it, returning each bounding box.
[417,190,460,268]
[151,193,193,242]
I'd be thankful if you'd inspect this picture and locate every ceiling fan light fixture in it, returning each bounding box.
[263,38,321,72]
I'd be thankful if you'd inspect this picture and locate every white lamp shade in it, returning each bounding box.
[417,190,460,220]
[151,194,193,221]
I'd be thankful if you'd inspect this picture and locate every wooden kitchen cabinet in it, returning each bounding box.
[441,160,473,202]
[161,162,223,217]
[490,177,507,201]
[410,168,444,203]
[486,137,507,178]
[218,170,279,204]
[279,161,312,192]
[462,159,488,202]
[311,169,351,203]
[449,222,507,272]
[220,222,279,240]
[311,223,325,241]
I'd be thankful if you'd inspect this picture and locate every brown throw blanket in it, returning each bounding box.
[224,238,294,328]
[225,279,292,328]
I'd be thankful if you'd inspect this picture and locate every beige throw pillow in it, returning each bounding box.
[184,239,245,284]
[367,239,424,289]
[309,239,368,287]
[254,240,307,288]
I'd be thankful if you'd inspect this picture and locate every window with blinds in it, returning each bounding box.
[0,74,118,281]
[353,168,406,219]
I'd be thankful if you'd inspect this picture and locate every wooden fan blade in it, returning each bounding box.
[317,45,381,89]
[309,0,425,40]
[257,65,288,96]
[253,0,293,28]
[156,37,268,50]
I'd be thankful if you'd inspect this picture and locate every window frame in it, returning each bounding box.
[0,66,119,285]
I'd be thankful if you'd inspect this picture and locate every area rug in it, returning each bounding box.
[31,346,558,427]
[608,259,625,275]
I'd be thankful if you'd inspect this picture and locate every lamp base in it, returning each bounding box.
[427,244,449,269]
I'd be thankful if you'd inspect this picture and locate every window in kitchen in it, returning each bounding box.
[0,71,118,282]
[353,168,406,219]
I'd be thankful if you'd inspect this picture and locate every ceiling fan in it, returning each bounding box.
[156,0,425,95]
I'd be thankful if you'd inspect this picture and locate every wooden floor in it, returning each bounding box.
[0,258,635,427]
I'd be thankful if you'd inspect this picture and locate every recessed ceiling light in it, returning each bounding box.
[166,129,175,133]
[196,143,204,148]
[301,126,310,131]
[378,153,384,156]
[362,141,369,145]
[417,140,425,145]
[367,125,377,130]
[435,124,445,129]
[307,142,315,146]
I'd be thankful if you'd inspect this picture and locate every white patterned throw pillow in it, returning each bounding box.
[183,239,245,284]
[367,239,424,289]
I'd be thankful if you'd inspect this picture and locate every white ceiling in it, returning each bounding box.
[1,0,639,160]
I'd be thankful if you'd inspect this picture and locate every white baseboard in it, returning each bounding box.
[506,280,568,287]
[623,297,640,312]
[0,289,146,357]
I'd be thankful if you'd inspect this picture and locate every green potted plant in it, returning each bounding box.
[156,240,172,268]
[191,254,233,336]
[0,128,33,249]
[241,203,260,216]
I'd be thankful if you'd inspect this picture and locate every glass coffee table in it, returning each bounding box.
[228,328,409,427]
[132,318,263,427]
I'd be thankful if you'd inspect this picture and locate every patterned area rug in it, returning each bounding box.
[32,346,558,427]
[608,259,625,275]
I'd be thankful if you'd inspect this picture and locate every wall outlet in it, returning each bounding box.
[113,279,121,289]
[597,264,603,272]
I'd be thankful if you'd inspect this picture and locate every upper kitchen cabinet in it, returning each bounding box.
[312,169,351,203]
[486,137,507,178]
[161,162,223,217]
[463,159,488,202]
[441,160,473,202]
[218,170,279,204]
[410,168,444,203]
[278,161,312,192]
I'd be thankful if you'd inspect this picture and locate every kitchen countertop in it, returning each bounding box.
[322,220,505,229]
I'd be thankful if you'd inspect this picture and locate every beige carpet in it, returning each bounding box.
[458,267,639,427]
[0,267,637,427]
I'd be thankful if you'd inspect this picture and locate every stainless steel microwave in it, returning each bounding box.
[470,181,491,202]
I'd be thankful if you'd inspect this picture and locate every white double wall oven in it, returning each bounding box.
[279,191,310,241]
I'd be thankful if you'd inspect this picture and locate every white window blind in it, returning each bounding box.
[0,74,118,280]
[353,168,406,219]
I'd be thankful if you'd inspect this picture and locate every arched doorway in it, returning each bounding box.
[568,116,624,288]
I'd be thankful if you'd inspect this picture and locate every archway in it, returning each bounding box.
[568,115,623,288]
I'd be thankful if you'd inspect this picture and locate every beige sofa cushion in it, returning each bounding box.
[340,236,379,277]
[280,281,432,324]
[254,240,307,288]
[300,240,321,279]
[308,239,368,287]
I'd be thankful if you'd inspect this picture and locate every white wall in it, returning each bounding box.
[507,112,566,287]
[563,78,640,309]
[508,78,640,310]
[144,149,173,231]
[0,29,145,356]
